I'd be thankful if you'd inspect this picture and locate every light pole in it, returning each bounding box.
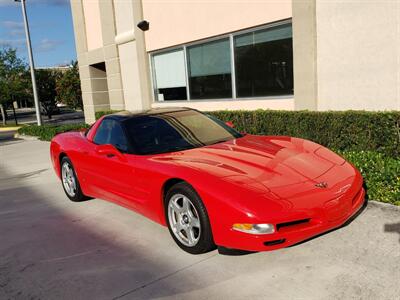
[15,0,42,125]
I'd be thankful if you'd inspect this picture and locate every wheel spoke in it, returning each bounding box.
[185,228,194,245]
[191,217,200,229]
[170,201,182,214]
[173,222,182,233]
[182,196,190,212]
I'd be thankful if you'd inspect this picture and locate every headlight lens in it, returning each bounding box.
[232,223,275,234]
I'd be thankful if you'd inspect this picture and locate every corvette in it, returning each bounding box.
[50,108,365,254]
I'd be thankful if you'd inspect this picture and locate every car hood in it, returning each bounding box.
[153,135,341,191]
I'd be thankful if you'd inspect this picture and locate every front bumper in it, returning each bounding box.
[217,187,366,252]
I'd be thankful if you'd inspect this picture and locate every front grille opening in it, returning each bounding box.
[276,218,311,232]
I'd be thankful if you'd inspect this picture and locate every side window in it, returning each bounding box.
[109,122,129,152]
[93,119,129,152]
[93,119,113,145]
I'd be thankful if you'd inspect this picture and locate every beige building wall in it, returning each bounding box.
[71,0,128,123]
[143,0,292,51]
[114,0,152,112]
[143,0,294,111]
[315,0,400,111]
[292,0,318,111]
[293,0,400,111]
[71,0,398,123]
[82,0,103,51]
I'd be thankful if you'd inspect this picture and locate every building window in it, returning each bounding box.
[150,20,293,101]
[234,23,293,97]
[187,39,232,99]
[152,49,187,101]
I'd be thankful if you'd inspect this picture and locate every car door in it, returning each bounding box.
[83,119,140,208]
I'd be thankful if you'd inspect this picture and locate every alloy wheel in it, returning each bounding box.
[167,193,201,247]
[61,162,76,197]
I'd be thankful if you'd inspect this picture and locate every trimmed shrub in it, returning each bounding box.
[339,151,400,205]
[21,109,400,205]
[208,110,400,158]
[17,123,89,141]
[96,109,400,158]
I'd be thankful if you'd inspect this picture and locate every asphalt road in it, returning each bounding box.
[0,139,399,300]
[3,108,84,125]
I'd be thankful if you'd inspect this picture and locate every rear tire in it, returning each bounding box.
[165,182,216,254]
[60,156,89,202]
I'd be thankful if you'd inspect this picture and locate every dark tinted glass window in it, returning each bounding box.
[94,119,129,152]
[234,23,293,97]
[123,110,242,155]
[109,122,129,152]
[188,39,232,99]
[93,119,112,145]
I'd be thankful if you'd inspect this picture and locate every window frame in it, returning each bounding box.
[149,18,293,102]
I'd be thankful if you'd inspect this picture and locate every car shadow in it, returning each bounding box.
[0,164,224,299]
[217,246,256,256]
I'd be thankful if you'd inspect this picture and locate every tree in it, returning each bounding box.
[0,47,29,125]
[36,69,58,119]
[56,61,83,110]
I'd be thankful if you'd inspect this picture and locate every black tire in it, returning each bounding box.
[60,156,90,202]
[165,182,216,254]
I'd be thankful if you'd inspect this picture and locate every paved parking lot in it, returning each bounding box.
[0,139,399,300]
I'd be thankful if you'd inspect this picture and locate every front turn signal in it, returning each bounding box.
[232,223,275,234]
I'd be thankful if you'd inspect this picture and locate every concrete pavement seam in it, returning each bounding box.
[112,253,218,300]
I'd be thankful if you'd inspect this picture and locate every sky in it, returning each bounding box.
[0,0,76,67]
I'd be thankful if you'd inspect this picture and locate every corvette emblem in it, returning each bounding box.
[315,182,328,188]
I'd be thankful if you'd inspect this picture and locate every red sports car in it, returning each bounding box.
[50,108,365,254]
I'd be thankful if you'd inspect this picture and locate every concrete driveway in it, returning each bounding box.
[0,139,399,300]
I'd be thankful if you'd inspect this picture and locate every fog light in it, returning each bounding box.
[232,223,275,234]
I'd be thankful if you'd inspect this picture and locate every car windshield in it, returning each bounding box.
[123,110,243,155]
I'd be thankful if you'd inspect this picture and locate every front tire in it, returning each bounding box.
[60,156,89,202]
[165,182,216,254]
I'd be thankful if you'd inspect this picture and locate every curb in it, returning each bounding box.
[14,133,39,141]
[368,200,400,211]
[0,126,21,132]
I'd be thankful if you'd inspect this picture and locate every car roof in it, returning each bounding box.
[103,107,194,122]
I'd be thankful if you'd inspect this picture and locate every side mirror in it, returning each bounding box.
[95,144,126,161]
[225,121,235,128]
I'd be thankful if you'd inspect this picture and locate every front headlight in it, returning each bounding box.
[232,223,275,234]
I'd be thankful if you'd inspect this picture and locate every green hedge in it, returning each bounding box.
[208,110,400,158]
[18,109,400,205]
[17,124,89,141]
[96,109,400,158]
[339,151,399,205]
